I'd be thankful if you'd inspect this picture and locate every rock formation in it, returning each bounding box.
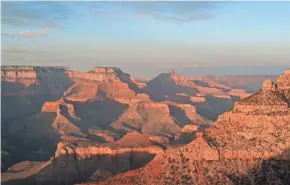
[277,68,290,100]
[93,69,290,185]
[144,71,252,121]
[1,132,164,185]
[3,65,280,185]
[110,101,211,140]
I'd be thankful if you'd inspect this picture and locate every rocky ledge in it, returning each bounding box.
[277,68,290,99]
[233,79,289,114]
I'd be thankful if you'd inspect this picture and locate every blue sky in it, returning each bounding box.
[2,1,290,77]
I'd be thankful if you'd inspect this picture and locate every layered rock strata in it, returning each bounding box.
[94,69,290,185]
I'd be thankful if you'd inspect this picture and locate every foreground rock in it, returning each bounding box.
[1,131,164,185]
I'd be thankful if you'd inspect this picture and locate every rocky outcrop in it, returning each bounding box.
[41,100,76,116]
[205,77,290,156]
[190,96,206,103]
[1,66,37,86]
[232,79,289,114]
[212,94,231,99]
[226,89,251,98]
[137,102,169,110]
[95,69,290,185]
[41,101,62,112]
[64,82,99,102]
[67,67,123,82]
[110,101,210,139]
[36,132,163,184]
[277,68,290,99]
[145,71,253,121]
[149,136,170,145]
[1,66,69,85]
[181,124,199,133]
[55,131,163,157]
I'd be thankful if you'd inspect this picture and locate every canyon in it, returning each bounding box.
[1,66,288,185]
[92,69,290,185]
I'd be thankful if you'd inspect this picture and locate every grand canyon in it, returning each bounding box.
[1,66,289,185]
[2,1,290,185]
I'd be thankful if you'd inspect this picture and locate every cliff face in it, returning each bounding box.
[95,69,290,185]
[1,66,70,86]
[1,132,164,185]
[2,66,208,175]
[55,131,164,159]
[110,101,211,140]
[1,66,72,120]
[277,69,290,99]
[67,67,122,82]
[3,65,284,185]
[144,71,252,121]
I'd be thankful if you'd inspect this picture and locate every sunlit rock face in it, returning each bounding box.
[277,69,290,100]
[94,69,290,185]
[1,132,165,185]
[206,77,290,156]
[3,65,286,185]
[232,79,289,114]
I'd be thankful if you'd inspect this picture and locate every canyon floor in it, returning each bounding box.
[1,66,288,185]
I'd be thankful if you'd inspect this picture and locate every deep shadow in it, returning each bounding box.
[72,97,128,128]
[2,151,157,185]
[193,95,235,121]
[121,122,142,132]
[227,149,290,185]
[168,105,191,126]
[1,67,72,171]
[144,73,197,102]
[1,113,60,172]
[117,70,143,94]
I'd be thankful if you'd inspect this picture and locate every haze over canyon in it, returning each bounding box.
[1,1,290,185]
[1,66,289,185]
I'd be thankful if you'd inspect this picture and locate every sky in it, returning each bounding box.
[1,1,290,77]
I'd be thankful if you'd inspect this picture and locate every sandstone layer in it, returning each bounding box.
[94,69,290,185]
[2,65,278,185]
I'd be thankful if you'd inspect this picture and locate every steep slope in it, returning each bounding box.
[1,66,211,175]
[95,69,290,185]
[1,66,72,120]
[1,66,72,171]
[3,66,269,185]
[110,101,211,141]
[144,71,251,121]
[1,131,164,185]
[277,68,290,100]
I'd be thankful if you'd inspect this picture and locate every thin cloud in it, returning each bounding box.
[19,29,49,37]
[1,2,71,28]
[150,13,213,23]
[89,2,216,23]
[131,2,216,23]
